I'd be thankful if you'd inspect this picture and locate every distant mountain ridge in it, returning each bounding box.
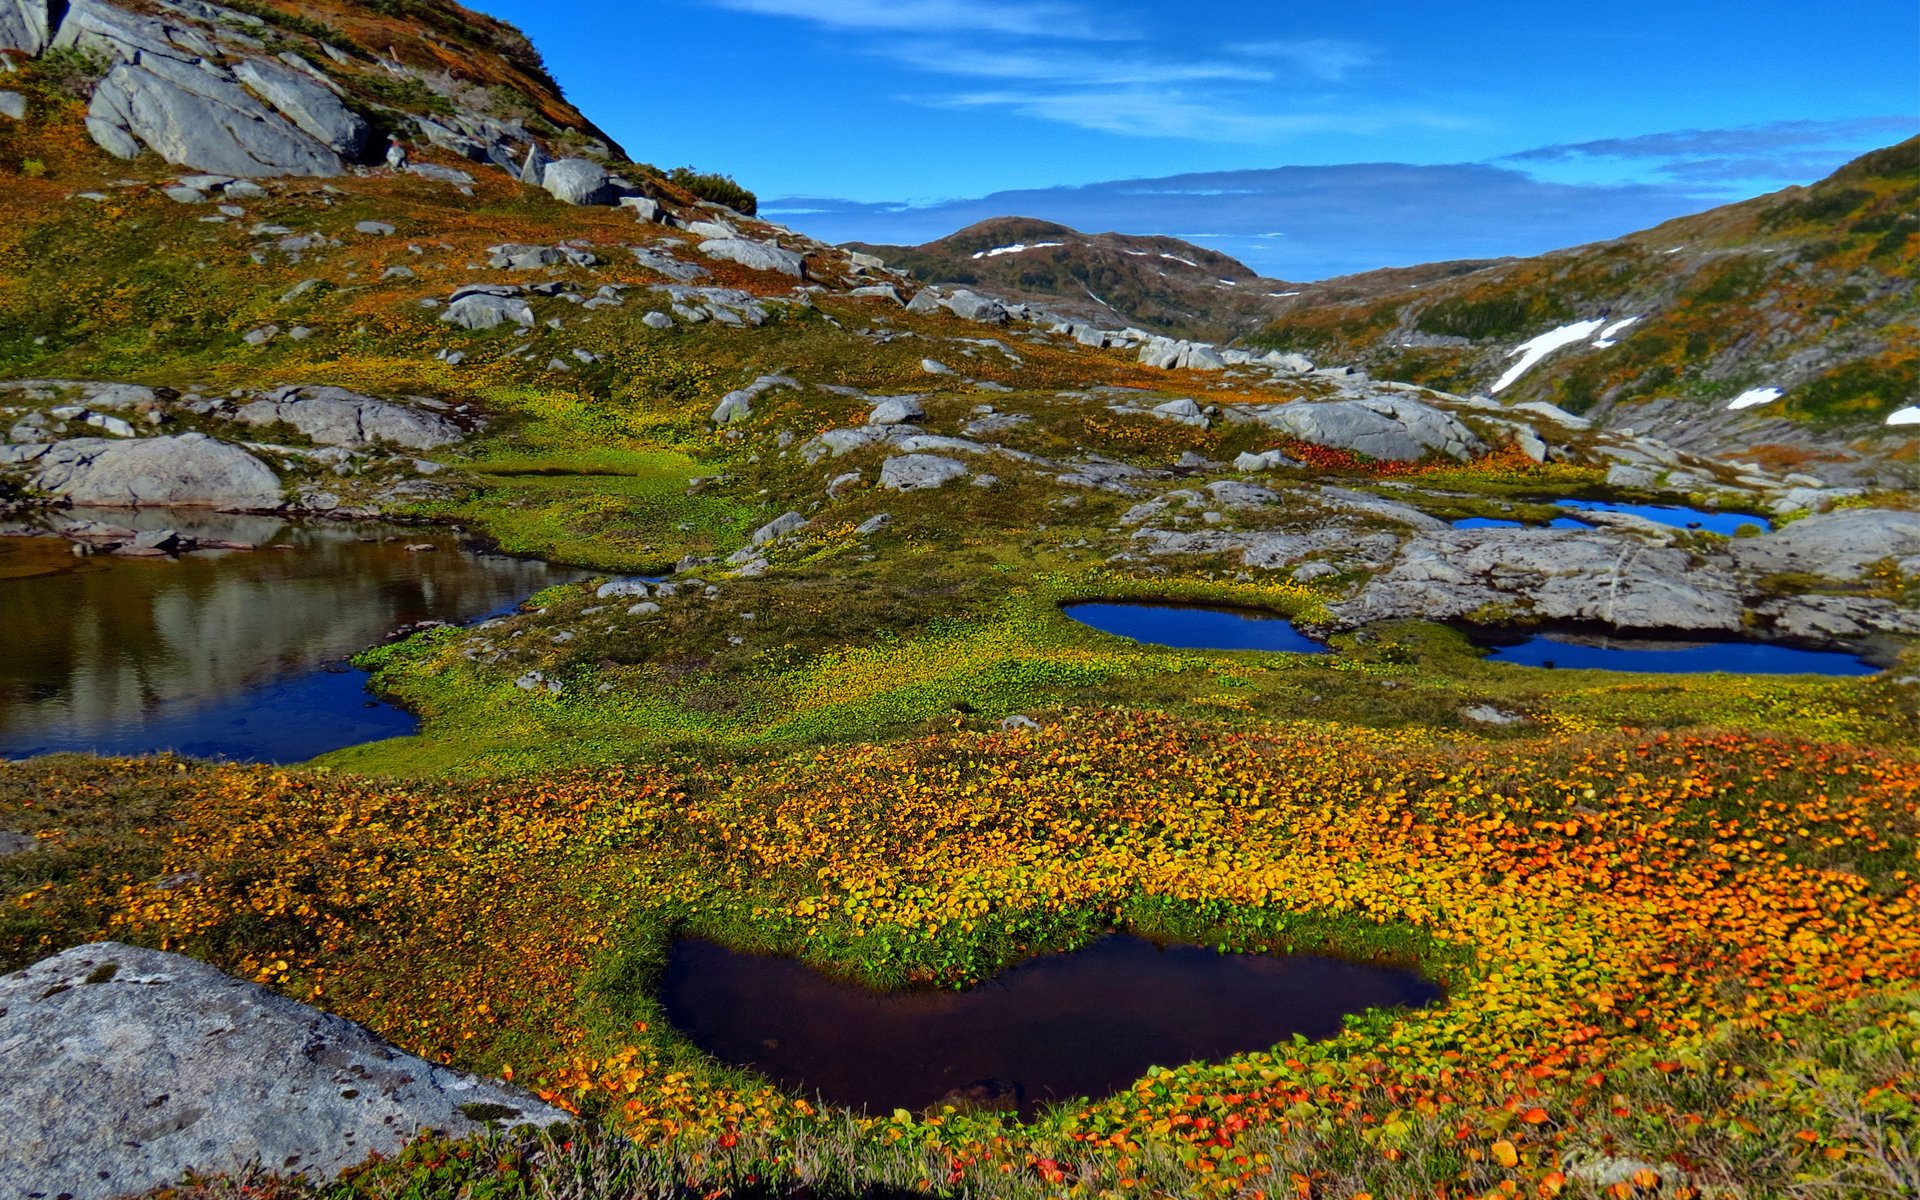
[846,217,1301,342]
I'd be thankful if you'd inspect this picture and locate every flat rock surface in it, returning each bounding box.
[24,433,283,509]
[228,386,466,451]
[0,943,571,1200]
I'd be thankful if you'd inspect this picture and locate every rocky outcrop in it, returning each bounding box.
[54,0,349,175]
[1240,396,1487,462]
[0,0,53,55]
[1724,508,1920,582]
[231,58,369,158]
[0,943,570,1200]
[698,237,808,278]
[18,433,283,509]
[228,386,466,451]
[882,454,970,490]
[1332,527,1746,632]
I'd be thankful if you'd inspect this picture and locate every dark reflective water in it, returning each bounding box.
[1472,629,1878,676]
[661,935,1439,1117]
[1065,602,1328,653]
[0,509,571,762]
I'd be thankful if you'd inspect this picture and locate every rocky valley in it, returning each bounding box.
[1,3,1918,1199]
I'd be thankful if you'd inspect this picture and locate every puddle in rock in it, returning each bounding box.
[1454,502,1771,535]
[0,509,577,762]
[661,935,1439,1117]
[1553,499,1772,535]
[1470,629,1878,676]
[1064,602,1328,653]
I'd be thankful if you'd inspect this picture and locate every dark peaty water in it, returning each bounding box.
[0,509,572,762]
[1064,602,1328,654]
[1472,630,1879,676]
[660,935,1439,1117]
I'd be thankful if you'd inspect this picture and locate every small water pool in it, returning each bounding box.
[1065,602,1328,654]
[660,935,1439,1117]
[1553,499,1771,535]
[1471,630,1878,676]
[0,511,576,763]
[1453,501,1771,535]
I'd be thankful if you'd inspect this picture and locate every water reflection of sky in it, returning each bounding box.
[1453,501,1773,535]
[1476,633,1877,676]
[0,510,572,763]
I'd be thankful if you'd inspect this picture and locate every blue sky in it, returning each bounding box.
[474,0,1917,278]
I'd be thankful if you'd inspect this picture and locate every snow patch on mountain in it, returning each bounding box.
[1728,387,1785,411]
[971,242,1064,260]
[1492,320,1608,394]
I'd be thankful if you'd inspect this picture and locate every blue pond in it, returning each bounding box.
[1454,501,1772,536]
[1553,500,1772,536]
[1065,602,1328,654]
[1474,631,1878,676]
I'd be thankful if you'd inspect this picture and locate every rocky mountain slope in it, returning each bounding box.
[848,217,1298,342]
[1251,139,1920,475]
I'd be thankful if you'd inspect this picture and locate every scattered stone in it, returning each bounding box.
[750,511,808,546]
[855,513,893,535]
[439,291,534,331]
[355,220,395,236]
[242,324,280,346]
[868,396,926,425]
[642,311,673,330]
[921,358,953,375]
[1463,704,1526,726]
[1000,715,1041,732]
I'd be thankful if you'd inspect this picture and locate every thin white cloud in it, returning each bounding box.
[705,0,1125,39]
[930,89,1467,143]
[1227,38,1376,82]
[890,42,1274,86]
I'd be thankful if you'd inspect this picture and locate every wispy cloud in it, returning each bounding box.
[698,0,1412,146]
[705,0,1123,39]
[1226,39,1376,83]
[1506,116,1916,190]
[931,88,1459,143]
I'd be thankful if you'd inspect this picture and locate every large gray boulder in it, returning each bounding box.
[881,454,969,491]
[24,433,283,509]
[0,0,53,54]
[1248,396,1486,462]
[698,238,807,278]
[89,59,345,176]
[1725,509,1920,582]
[439,291,535,331]
[231,58,368,158]
[542,157,621,206]
[1332,526,1746,633]
[228,386,465,451]
[0,943,571,1200]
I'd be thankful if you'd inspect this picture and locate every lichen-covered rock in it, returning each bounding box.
[228,386,466,451]
[0,0,52,55]
[24,433,283,509]
[0,943,570,1200]
[698,238,808,278]
[881,454,969,491]
[1331,527,1745,632]
[231,58,368,158]
[1244,396,1486,461]
[1725,508,1920,582]
[88,59,345,176]
[542,157,620,205]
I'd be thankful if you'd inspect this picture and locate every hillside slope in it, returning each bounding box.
[848,216,1298,341]
[1251,139,1920,471]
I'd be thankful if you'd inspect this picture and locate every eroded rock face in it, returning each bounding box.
[698,238,807,278]
[1246,397,1487,462]
[0,943,571,1200]
[542,157,620,206]
[228,386,466,451]
[24,433,283,509]
[1332,527,1746,632]
[89,58,346,177]
[231,58,369,158]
